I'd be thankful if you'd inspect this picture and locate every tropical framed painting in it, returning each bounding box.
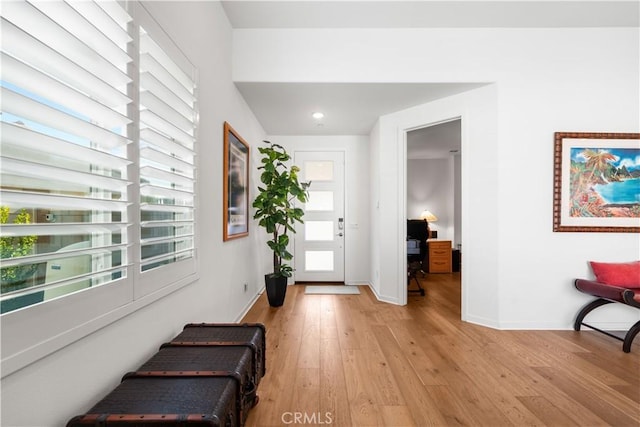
[223,122,250,241]
[553,132,640,232]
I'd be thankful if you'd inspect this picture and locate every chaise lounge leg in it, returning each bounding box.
[574,298,613,331]
[623,320,640,353]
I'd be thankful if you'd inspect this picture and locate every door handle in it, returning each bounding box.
[336,232,343,237]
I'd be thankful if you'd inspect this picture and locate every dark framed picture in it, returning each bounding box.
[223,122,250,241]
[553,132,640,232]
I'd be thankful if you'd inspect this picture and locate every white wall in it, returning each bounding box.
[264,135,371,284]
[407,158,455,241]
[1,3,268,426]
[233,27,640,326]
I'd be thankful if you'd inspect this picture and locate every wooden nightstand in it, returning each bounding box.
[427,240,452,273]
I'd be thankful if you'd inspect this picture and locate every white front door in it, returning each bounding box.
[294,151,345,282]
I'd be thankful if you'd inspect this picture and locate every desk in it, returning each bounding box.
[427,240,452,273]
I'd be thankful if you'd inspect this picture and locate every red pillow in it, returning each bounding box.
[589,261,640,288]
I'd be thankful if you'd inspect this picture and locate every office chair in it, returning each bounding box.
[407,219,429,296]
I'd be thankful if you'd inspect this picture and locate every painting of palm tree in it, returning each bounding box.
[569,147,640,218]
[553,132,640,232]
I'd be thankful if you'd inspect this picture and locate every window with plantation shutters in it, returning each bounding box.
[0,1,198,375]
[139,26,196,275]
[1,0,133,314]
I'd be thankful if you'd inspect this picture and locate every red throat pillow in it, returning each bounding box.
[589,261,640,288]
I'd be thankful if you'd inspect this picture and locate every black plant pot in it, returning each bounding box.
[265,274,288,307]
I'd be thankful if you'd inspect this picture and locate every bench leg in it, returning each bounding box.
[623,320,640,353]
[574,298,613,331]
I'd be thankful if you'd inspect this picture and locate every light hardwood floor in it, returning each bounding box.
[242,273,640,426]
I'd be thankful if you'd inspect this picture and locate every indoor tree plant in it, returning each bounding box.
[253,141,310,307]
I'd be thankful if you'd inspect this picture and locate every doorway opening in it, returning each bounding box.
[405,118,462,305]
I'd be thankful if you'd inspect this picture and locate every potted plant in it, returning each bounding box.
[253,141,310,307]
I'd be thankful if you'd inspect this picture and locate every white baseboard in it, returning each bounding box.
[234,291,263,323]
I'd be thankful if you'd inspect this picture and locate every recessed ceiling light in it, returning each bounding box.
[312,112,324,120]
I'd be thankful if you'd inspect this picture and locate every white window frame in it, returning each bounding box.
[0,1,199,377]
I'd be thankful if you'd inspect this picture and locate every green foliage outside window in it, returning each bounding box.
[1,207,38,292]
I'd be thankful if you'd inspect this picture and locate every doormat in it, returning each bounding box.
[305,285,361,295]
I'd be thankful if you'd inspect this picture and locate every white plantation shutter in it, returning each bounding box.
[0,0,133,310]
[138,26,197,274]
[0,1,198,375]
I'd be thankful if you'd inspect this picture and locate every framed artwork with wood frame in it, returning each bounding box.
[553,132,640,232]
[223,122,250,241]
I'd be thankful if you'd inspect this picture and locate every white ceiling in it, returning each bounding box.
[221,1,639,29]
[407,119,461,159]
[222,1,638,155]
[234,82,486,136]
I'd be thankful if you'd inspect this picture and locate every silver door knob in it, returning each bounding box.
[337,232,343,237]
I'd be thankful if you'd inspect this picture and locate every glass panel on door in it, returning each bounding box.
[306,190,334,211]
[304,161,334,181]
[305,250,334,271]
[305,221,334,241]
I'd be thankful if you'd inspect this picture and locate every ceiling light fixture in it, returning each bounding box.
[312,112,324,120]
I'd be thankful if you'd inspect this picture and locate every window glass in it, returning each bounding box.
[306,191,334,211]
[305,221,334,241]
[304,161,334,181]
[305,251,334,271]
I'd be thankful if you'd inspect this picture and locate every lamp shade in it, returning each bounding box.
[419,210,438,222]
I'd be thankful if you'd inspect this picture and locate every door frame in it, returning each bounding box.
[399,116,464,307]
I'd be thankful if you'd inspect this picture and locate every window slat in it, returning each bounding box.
[2,157,130,195]
[1,122,131,172]
[2,1,131,88]
[2,87,131,150]
[140,203,194,215]
[141,249,194,268]
[140,147,195,178]
[1,190,129,214]
[1,243,128,268]
[67,1,132,47]
[30,0,131,69]
[140,91,194,135]
[2,53,131,129]
[140,128,193,163]
[139,35,194,97]
[1,223,127,238]
[140,71,194,122]
[1,19,131,108]
[140,184,194,205]
[140,165,194,190]
[140,110,195,148]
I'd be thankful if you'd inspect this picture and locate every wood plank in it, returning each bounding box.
[341,348,382,425]
[516,396,581,427]
[533,366,639,426]
[372,324,449,426]
[380,405,416,427]
[319,296,353,426]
